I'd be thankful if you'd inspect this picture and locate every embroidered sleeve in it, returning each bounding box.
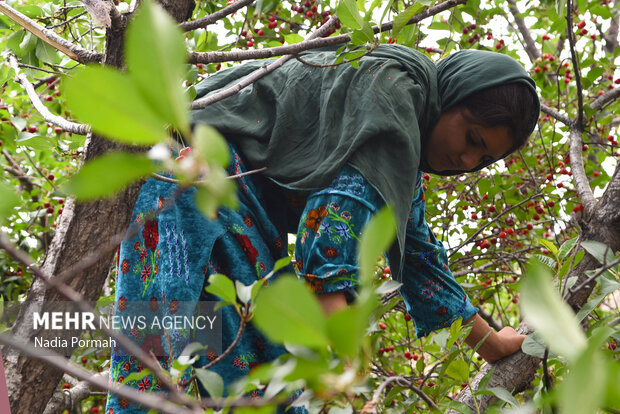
[295,165,384,296]
[399,172,478,338]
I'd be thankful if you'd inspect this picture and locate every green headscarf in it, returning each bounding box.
[190,45,539,280]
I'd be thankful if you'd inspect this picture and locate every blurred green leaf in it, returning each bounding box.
[326,296,376,358]
[194,367,224,399]
[521,261,586,361]
[63,66,168,145]
[253,275,329,348]
[358,206,396,286]
[581,240,615,265]
[62,152,156,200]
[194,168,238,219]
[445,359,469,383]
[0,182,20,223]
[125,0,190,136]
[193,124,230,168]
[558,343,606,414]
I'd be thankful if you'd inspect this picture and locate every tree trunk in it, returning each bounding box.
[2,2,196,412]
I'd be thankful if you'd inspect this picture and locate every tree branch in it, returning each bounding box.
[591,87,620,110]
[8,55,91,136]
[191,13,339,109]
[568,127,597,211]
[179,0,255,31]
[0,2,103,63]
[505,0,539,62]
[541,104,573,126]
[188,0,467,64]
[42,371,108,414]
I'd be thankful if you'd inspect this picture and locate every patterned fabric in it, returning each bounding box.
[106,148,477,413]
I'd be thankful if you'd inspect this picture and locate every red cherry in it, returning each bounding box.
[542,34,550,40]
[579,28,588,36]
[506,228,514,236]
[489,205,496,213]
[378,322,387,330]
[577,20,586,29]
[427,382,435,387]
[215,64,221,71]
[471,213,478,220]
[81,357,88,364]
[527,223,534,230]
[58,199,64,204]
[412,353,419,361]
[593,171,600,177]
[92,408,99,413]
[257,29,264,36]
[557,182,564,188]
[495,43,502,49]
[534,67,541,74]
[610,343,617,351]
[46,207,54,214]
[582,144,589,151]
[240,30,247,37]
[482,194,488,200]
[44,202,51,208]
[62,383,71,389]
[47,174,55,180]
[269,15,276,22]
[404,351,413,359]
[590,34,597,40]
[383,267,391,274]
[404,314,412,322]
[54,127,63,134]
[548,201,555,207]
[268,21,277,29]
[28,125,38,133]
[306,10,313,18]
[533,214,540,221]
[487,33,493,40]
[58,208,63,214]
[499,231,507,239]
[247,40,254,47]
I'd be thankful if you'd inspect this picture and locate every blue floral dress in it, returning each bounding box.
[105,145,477,413]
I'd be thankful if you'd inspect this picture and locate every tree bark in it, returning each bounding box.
[2,1,196,413]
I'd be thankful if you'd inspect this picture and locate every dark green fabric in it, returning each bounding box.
[190,45,539,280]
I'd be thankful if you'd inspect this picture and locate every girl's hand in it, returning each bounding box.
[464,314,526,363]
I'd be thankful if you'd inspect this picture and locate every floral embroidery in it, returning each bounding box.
[119,398,129,408]
[133,241,140,251]
[140,264,151,282]
[118,296,127,312]
[170,298,179,314]
[234,233,258,265]
[137,377,151,392]
[142,220,159,252]
[141,334,165,356]
[305,205,328,232]
[243,214,253,227]
[120,259,130,274]
[164,223,190,284]
[149,297,158,312]
[420,278,442,301]
[122,362,131,372]
[232,353,257,371]
[324,246,338,259]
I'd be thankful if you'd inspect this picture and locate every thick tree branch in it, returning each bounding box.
[8,55,91,136]
[602,0,619,53]
[188,0,467,64]
[179,0,255,31]
[591,87,620,110]
[42,371,108,414]
[541,104,573,126]
[568,128,597,211]
[191,13,339,109]
[505,0,539,62]
[0,3,102,63]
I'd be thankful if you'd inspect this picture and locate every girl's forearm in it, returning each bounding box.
[464,313,525,363]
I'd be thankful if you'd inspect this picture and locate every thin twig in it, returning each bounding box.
[151,167,267,184]
[568,256,620,298]
[179,0,255,31]
[8,55,91,135]
[0,334,195,414]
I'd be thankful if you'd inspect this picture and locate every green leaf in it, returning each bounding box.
[63,66,168,145]
[520,260,586,361]
[484,387,519,407]
[392,4,424,38]
[35,41,60,65]
[337,0,364,30]
[539,239,558,257]
[326,296,376,358]
[358,206,396,286]
[558,344,606,414]
[194,367,224,399]
[558,236,578,260]
[204,273,237,304]
[284,33,304,44]
[62,152,156,200]
[555,0,566,17]
[272,256,292,274]
[0,182,20,223]
[581,240,615,265]
[375,280,402,295]
[196,168,238,218]
[235,280,252,304]
[445,359,469,383]
[125,0,190,136]
[192,124,230,168]
[253,275,329,348]
[532,254,557,270]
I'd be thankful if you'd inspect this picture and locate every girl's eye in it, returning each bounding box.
[467,133,477,146]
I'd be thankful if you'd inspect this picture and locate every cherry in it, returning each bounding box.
[306,10,313,18]
[495,43,502,49]
[548,201,555,207]
[62,383,71,389]
[579,28,588,36]
[81,356,88,364]
[44,202,51,208]
[412,353,419,361]
[542,34,550,40]
[534,67,541,74]
[577,21,586,29]
[240,30,247,37]
[506,228,514,236]
[582,144,589,151]
[28,125,38,133]
[378,322,387,330]
[557,182,564,188]
[499,231,507,239]
[526,223,534,230]
[48,174,55,180]
[46,207,54,214]
[404,351,413,359]
[488,205,496,213]
[58,199,64,204]
[54,127,63,134]
[44,96,53,102]
[257,29,264,36]
[404,314,411,322]
[593,171,600,177]
[471,213,478,220]
[610,343,617,351]
[247,40,254,47]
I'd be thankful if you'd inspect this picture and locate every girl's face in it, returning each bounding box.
[425,108,513,173]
